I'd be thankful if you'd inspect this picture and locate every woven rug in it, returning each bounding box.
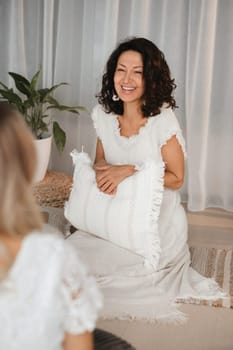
[184,246,233,308]
[43,206,233,309]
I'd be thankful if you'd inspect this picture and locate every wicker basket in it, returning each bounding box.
[33,171,73,208]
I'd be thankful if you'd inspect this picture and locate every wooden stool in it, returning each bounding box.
[33,171,73,208]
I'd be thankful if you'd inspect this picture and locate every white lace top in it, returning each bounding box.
[92,104,186,166]
[92,104,187,267]
[0,231,102,350]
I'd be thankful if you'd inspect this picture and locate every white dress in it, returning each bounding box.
[68,104,226,322]
[0,231,102,350]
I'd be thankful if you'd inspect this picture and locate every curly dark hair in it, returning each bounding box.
[96,37,177,117]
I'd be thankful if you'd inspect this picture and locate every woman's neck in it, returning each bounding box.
[122,101,144,121]
[117,102,148,137]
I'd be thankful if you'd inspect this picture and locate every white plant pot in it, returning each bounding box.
[34,136,52,182]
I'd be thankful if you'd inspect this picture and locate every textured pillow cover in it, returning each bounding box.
[65,150,165,269]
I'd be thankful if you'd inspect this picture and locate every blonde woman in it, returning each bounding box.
[0,102,102,350]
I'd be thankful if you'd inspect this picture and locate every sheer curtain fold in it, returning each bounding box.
[42,0,55,87]
[186,0,218,210]
[0,0,232,211]
[5,0,27,76]
[185,0,233,210]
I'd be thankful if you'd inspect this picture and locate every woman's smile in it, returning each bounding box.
[121,85,136,93]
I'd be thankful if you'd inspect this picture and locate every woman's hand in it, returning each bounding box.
[94,163,135,195]
[94,138,135,195]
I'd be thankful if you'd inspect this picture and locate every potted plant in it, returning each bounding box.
[0,68,85,181]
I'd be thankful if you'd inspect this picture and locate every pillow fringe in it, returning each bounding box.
[144,162,165,270]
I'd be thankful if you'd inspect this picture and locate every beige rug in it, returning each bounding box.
[42,206,233,309]
[181,246,233,308]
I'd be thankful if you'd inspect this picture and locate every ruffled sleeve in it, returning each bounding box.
[62,242,103,334]
[157,107,187,158]
[91,104,106,141]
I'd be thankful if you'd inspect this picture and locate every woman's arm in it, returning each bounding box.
[94,138,136,195]
[63,331,93,350]
[161,135,184,189]
[94,138,107,166]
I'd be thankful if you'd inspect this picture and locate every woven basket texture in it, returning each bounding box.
[33,171,72,208]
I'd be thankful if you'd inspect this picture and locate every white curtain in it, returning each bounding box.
[0,0,232,211]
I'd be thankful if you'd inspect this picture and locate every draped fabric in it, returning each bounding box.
[0,0,232,211]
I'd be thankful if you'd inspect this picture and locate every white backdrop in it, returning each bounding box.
[0,0,232,211]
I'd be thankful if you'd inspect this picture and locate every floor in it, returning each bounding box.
[97,207,233,350]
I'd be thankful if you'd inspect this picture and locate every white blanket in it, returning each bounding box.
[68,230,226,323]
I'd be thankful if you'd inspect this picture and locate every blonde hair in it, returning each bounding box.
[0,102,43,236]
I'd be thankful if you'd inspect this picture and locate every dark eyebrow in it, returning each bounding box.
[118,63,143,69]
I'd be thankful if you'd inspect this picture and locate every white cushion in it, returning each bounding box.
[64,150,164,269]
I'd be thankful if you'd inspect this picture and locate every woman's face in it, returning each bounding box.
[114,50,144,104]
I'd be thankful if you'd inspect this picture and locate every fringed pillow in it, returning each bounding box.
[65,150,164,269]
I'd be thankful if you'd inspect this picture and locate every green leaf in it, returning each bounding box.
[41,114,49,120]
[45,95,85,114]
[38,83,68,102]
[0,89,24,112]
[53,121,66,153]
[45,95,59,105]
[47,104,81,113]
[30,69,41,90]
[8,72,31,97]
[37,88,50,102]
[46,82,68,96]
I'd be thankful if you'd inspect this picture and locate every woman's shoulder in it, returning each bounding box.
[151,106,181,133]
[25,231,85,267]
[6,232,66,289]
[19,232,87,279]
[26,230,64,243]
[155,105,179,124]
[91,104,115,139]
[153,106,186,154]
[91,104,107,120]
[22,231,65,258]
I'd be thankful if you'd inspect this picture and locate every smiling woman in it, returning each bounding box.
[65,37,226,323]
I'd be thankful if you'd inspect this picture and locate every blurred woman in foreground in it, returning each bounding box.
[0,102,102,350]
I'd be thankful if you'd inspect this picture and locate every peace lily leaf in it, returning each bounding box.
[8,72,30,86]
[0,89,24,112]
[44,95,57,103]
[8,72,31,97]
[53,121,66,153]
[45,82,68,96]
[47,105,80,113]
[30,69,41,90]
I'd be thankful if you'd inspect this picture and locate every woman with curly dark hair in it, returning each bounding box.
[94,37,184,195]
[71,37,224,322]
